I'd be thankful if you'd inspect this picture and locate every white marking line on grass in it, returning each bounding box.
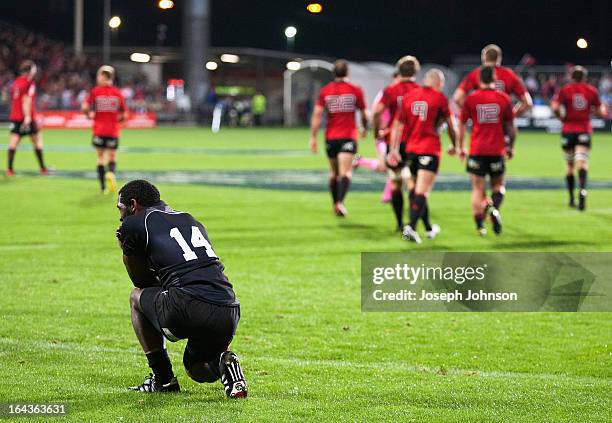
[1,337,607,384]
[0,244,59,251]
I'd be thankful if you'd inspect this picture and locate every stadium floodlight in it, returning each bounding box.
[576,38,588,49]
[286,61,301,71]
[220,54,240,63]
[284,26,297,38]
[158,0,174,9]
[108,16,121,29]
[306,3,323,14]
[130,53,151,63]
[205,61,219,70]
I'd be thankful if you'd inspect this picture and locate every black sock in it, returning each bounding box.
[34,148,46,170]
[391,189,404,229]
[565,174,575,202]
[337,176,351,203]
[491,191,504,210]
[146,349,174,384]
[108,160,116,173]
[7,148,16,170]
[409,194,426,229]
[97,165,106,190]
[578,169,587,190]
[329,177,338,204]
[474,213,485,229]
[421,200,432,232]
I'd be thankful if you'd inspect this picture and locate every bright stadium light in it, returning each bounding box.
[307,3,323,14]
[108,16,121,29]
[576,38,588,49]
[130,52,151,63]
[286,61,301,71]
[205,61,218,70]
[220,54,240,63]
[284,26,297,38]
[158,0,174,9]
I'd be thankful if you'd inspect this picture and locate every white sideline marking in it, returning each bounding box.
[0,244,59,251]
[0,337,606,384]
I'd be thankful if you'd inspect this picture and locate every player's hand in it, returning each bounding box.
[360,127,368,139]
[115,228,123,249]
[387,150,400,167]
[505,148,514,160]
[22,116,32,129]
[309,137,318,154]
[88,111,95,120]
[447,145,457,156]
[459,148,467,161]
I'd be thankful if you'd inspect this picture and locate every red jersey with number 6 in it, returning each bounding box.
[458,66,526,98]
[553,82,601,134]
[461,89,513,156]
[10,76,36,122]
[85,86,127,138]
[317,80,366,140]
[397,87,450,156]
[379,80,419,143]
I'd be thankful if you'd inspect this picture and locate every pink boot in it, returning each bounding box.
[380,177,394,203]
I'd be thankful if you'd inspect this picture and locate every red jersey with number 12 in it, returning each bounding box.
[317,80,366,140]
[553,82,601,133]
[461,89,513,156]
[86,86,127,138]
[398,86,450,156]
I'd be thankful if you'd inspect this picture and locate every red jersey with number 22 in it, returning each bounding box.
[461,89,513,156]
[86,86,127,138]
[397,86,450,156]
[379,80,419,143]
[553,82,601,134]
[317,80,366,140]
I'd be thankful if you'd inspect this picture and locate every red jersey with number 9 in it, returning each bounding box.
[552,82,601,133]
[317,80,366,140]
[461,89,513,156]
[85,86,127,138]
[397,86,450,156]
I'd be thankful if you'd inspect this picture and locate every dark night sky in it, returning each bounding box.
[1,0,609,65]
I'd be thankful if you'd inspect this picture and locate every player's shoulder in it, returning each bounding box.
[345,80,364,94]
[498,66,518,77]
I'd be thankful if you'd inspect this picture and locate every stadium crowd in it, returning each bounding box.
[0,22,166,115]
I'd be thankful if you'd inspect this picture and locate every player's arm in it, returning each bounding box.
[452,87,467,109]
[388,117,403,165]
[81,93,94,119]
[445,115,458,155]
[550,99,563,120]
[594,103,607,118]
[119,94,128,122]
[122,255,158,288]
[309,104,324,154]
[503,106,517,159]
[21,95,33,125]
[372,101,387,141]
[359,107,370,138]
[513,91,533,117]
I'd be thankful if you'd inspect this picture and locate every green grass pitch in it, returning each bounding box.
[1,127,611,422]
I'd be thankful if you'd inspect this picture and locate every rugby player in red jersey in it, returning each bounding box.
[6,60,48,176]
[550,66,607,211]
[373,56,420,230]
[310,60,369,217]
[82,66,128,193]
[390,69,457,243]
[458,66,516,236]
[453,44,532,117]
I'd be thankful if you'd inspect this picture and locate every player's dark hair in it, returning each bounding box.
[570,65,587,82]
[118,180,161,207]
[333,59,348,78]
[480,65,495,84]
[397,56,420,77]
[19,60,35,74]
